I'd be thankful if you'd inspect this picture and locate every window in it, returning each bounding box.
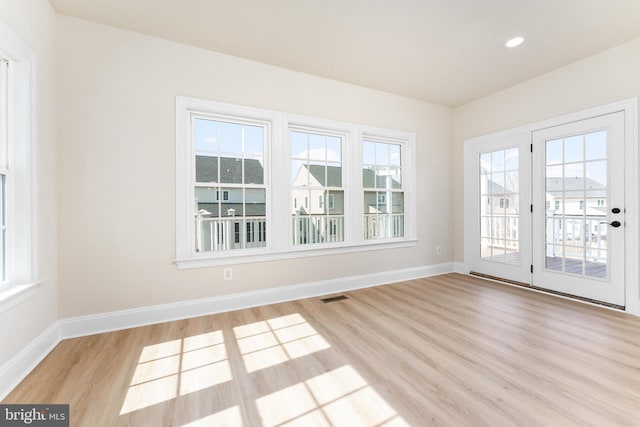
[193,116,267,252]
[363,140,404,239]
[0,59,8,281]
[555,200,560,211]
[291,129,344,245]
[0,21,36,298]
[176,97,416,268]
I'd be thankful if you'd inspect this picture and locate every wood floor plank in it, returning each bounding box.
[4,273,640,426]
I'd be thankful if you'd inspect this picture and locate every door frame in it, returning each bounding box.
[463,98,639,315]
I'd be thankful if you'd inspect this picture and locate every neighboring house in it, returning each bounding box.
[194,156,266,251]
[291,164,345,244]
[545,176,607,216]
[194,155,266,217]
[291,164,344,215]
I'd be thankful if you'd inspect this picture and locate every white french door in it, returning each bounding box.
[532,112,625,307]
[465,133,532,284]
[465,107,631,309]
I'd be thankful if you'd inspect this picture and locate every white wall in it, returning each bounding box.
[453,37,640,263]
[57,15,454,318]
[0,0,58,366]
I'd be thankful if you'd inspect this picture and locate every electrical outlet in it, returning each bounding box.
[223,267,233,280]
[436,245,442,255]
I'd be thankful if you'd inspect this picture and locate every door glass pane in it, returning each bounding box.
[544,133,608,278]
[479,148,519,264]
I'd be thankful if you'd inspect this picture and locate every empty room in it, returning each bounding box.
[1,0,640,425]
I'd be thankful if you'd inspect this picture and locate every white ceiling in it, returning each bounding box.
[48,0,640,107]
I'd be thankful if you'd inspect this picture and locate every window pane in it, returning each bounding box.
[220,156,243,184]
[245,188,266,217]
[326,190,344,217]
[564,135,583,163]
[389,144,401,167]
[220,121,242,153]
[585,131,606,161]
[308,165,326,187]
[364,191,377,213]
[491,150,504,172]
[375,143,390,165]
[291,132,307,158]
[546,139,562,165]
[194,118,219,153]
[392,192,404,214]
[505,148,518,171]
[244,156,264,184]
[292,160,307,185]
[586,161,606,187]
[195,155,219,183]
[363,166,375,188]
[309,134,326,161]
[363,141,375,165]
[327,136,341,162]
[244,125,264,155]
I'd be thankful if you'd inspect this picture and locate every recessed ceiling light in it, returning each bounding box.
[505,36,525,48]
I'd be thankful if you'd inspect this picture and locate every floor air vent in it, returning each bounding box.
[321,295,348,303]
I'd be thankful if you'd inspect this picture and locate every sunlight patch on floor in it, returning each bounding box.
[256,365,409,427]
[120,330,231,414]
[234,313,330,373]
[120,316,407,426]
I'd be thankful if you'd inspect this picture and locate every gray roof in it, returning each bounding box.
[484,176,605,197]
[196,155,264,184]
[546,177,606,197]
[305,164,342,187]
[362,168,401,189]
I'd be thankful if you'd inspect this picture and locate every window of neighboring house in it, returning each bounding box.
[597,199,605,207]
[291,128,344,245]
[363,139,404,239]
[579,200,584,210]
[215,190,229,201]
[192,115,267,252]
[555,200,560,210]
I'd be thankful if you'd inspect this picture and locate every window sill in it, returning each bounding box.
[175,239,418,270]
[0,280,42,315]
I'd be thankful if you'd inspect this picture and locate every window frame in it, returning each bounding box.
[0,19,38,313]
[362,133,413,241]
[176,97,417,269]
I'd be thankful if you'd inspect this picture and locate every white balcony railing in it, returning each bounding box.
[292,214,345,245]
[364,213,404,240]
[196,217,266,252]
[196,213,406,252]
[546,213,608,263]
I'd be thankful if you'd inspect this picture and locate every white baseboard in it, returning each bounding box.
[0,323,60,401]
[1,263,454,399]
[59,262,454,338]
[453,262,468,274]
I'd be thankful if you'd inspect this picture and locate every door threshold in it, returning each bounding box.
[469,271,625,311]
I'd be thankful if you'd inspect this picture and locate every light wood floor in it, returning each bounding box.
[5,273,640,426]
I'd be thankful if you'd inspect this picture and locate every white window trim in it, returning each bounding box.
[0,18,38,311]
[176,96,417,269]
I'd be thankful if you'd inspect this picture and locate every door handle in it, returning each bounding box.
[600,220,622,228]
